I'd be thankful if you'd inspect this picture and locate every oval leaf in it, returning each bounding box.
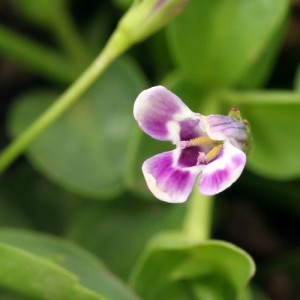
[167,0,288,88]
[0,229,140,300]
[130,233,255,300]
[8,58,147,199]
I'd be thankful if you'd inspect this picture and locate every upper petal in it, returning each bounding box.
[199,142,246,195]
[142,150,201,203]
[202,114,247,150]
[134,86,193,142]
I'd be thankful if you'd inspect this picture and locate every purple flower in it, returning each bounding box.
[134,86,251,203]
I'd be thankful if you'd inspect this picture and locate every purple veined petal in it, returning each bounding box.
[202,115,247,150]
[199,141,246,196]
[142,150,201,203]
[134,86,193,142]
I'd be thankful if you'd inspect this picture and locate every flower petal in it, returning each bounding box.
[202,115,247,150]
[134,86,193,142]
[142,150,200,203]
[199,142,246,195]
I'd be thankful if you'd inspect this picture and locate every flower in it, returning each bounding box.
[133,86,251,203]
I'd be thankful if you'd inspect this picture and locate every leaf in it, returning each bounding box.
[225,90,300,179]
[0,229,140,300]
[0,243,104,300]
[129,233,255,300]
[167,0,288,88]
[238,21,286,89]
[11,0,70,29]
[8,58,147,199]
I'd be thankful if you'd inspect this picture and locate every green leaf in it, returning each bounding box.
[238,22,286,89]
[0,229,140,300]
[11,0,70,29]
[226,90,300,179]
[167,0,288,88]
[8,58,147,199]
[0,244,104,300]
[130,233,255,300]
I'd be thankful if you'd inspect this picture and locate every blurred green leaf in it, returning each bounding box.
[130,233,255,300]
[0,229,140,300]
[226,90,300,179]
[238,22,286,89]
[8,58,147,199]
[167,0,288,88]
[11,0,70,29]
[66,197,186,279]
[0,243,104,300]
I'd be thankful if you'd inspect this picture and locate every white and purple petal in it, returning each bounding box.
[202,114,247,150]
[199,141,246,195]
[142,150,201,203]
[133,86,194,142]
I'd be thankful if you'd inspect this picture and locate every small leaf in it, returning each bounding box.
[130,233,255,300]
[0,229,140,300]
[8,58,147,199]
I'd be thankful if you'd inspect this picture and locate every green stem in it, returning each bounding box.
[0,25,79,84]
[183,188,214,241]
[0,29,131,173]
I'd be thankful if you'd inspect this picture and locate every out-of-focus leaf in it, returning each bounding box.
[238,22,286,89]
[0,229,140,300]
[0,243,104,300]
[294,64,300,91]
[8,58,147,199]
[0,164,78,234]
[129,233,255,300]
[66,197,186,279]
[11,0,70,29]
[167,0,288,88]
[226,90,300,179]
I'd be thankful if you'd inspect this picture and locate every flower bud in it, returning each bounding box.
[117,0,189,44]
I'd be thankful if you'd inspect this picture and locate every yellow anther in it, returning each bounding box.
[202,144,223,163]
[187,136,221,147]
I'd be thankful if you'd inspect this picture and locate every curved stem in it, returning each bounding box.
[183,188,214,241]
[0,29,130,173]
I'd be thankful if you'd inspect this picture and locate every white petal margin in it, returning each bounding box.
[142,150,200,203]
[133,86,192,142]
[199,142,246,196]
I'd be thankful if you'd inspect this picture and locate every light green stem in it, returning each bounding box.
[183,188,214,241]
[0,25,79,84]
[0,29,130,173]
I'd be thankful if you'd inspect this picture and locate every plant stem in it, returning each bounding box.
[183,188,214,241]
[0,28,131,173]
[0,25,79,84]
